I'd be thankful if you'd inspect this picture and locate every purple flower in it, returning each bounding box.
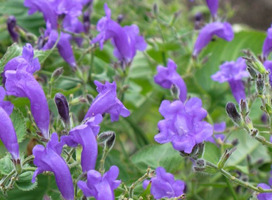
[206,122,226,144]
[84,81,130,122]
[264,60,272,86]
[42,23,76,69]
[78,166,121,200]
[143,167,185,199]
[257,183,272,200]
[262,25,272,58]
[92,3,147,64]
[0,87,19,161]
[3,43,40,83]
[61,115,102,172]
[154,59,187,102]
[7,16,19,42]
[211,57,248,103]
[32,133,74,200]
[193,22,234,57]
[206,0,218,18]
[4,70,50,139]
[155,98,213,153]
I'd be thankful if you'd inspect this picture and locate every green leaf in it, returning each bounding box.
[131,143,183,173]
[203,142,221,164]
[0,155,14,176]
[10,108,27,143]
[0,44,22,73]
[15,171,37,191]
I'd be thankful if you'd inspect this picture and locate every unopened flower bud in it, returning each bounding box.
[170,84,180,100]
[246,66,257,79]
[231,138,239,146]
[239,99,248,117]
[153,3,158,15]
[7,16,19,42]
[97,131,116,150]
[193,159,206,172]
[117,14,124,24]
[256,74,265,95]
[218,148,236,169]
[226,102,241,125]
[54,93,70,126]
[243,50,267,74]
[51,67,64,82]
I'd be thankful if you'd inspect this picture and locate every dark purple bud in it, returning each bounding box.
[83,11,90,34]
[54,93,70,126]
[261,113,268,124]
[117,14,124,24]
[226,102,241,125]
[7,16,19,42]
[194,13,203,30]
[239,99,248,117]
[195,13,202,22]
[51,67,64,82]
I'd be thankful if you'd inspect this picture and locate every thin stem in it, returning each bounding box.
[39,70,83,83]
[99,147,109,175]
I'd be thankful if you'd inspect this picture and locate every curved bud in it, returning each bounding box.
[54,93,70,126]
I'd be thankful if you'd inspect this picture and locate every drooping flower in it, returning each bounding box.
[264,60,272,86]
[262,25,272,58]
[78,165,121,200]
[84,81,130,122]
[92,3,147,64]
[193,22,234,57]
[154,59,187,102]
[143,167,185,199]
[211,57,248,103]
[0,87,19,161]
[3,43,40,83]
[32,133,74,200]
[62,115,102,172]
[5,70,50,139]
[206,0,218,18]
[42,22,76,69]
[155,98,213,153]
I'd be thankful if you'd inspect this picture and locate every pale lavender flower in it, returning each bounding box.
[155,98,213,153]
[92,3,147,64]
[206,0,218,18]
[262,25,272,58]
[193,22,234,57]
[154,59,187,102]
[84,81,130,122]
[211,57,248,103]
[5,70,50,139]
[32,133,74,200]
[78,166,121,200]
[0,87,19,161]
[62,115,102,172]
[206,122,226,144]
[143,167,185,199]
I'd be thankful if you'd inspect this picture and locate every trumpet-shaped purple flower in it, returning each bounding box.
[211,57,248,103]
[262,25,272,58]
[42,23,76,69]
[264,60,272,86]
[0,87,19,161]
[32,133,74,200]
[193,22,234,57]
[3,43,40,83]
[155,98,213,153]
[143,167,185,199]
[206,0,218,18]
[78,166,121,200]
[92,3,147,64]
[84,81,130,122]
[62,115,102,172]
[154,59,187,102]
[5,70,50,139]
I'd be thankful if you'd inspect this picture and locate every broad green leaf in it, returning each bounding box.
[0,44,22,73]
[0,154,14,176]
[10,108,26,143]
[15,171,37,191]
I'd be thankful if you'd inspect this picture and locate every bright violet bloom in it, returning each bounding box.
[155,98,213,153]
[154,59,187,102]
[92,3,147,64]
[5,70,50,139]
[42,23,76,69]
[206,0,218,18]
[62,115,102,172]
[264,60,272,86]
[143,167,185,199]
[211,57,248,103]
[84,81,130,122]
[262,25,272,58]
[78,166,121,200]
[0,87,19,161]
[193,22,234,57]
[3,43,40,83]
[32,133,74,200]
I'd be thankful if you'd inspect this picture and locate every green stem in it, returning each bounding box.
[39,70,83,83]
[99,147,109,175]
